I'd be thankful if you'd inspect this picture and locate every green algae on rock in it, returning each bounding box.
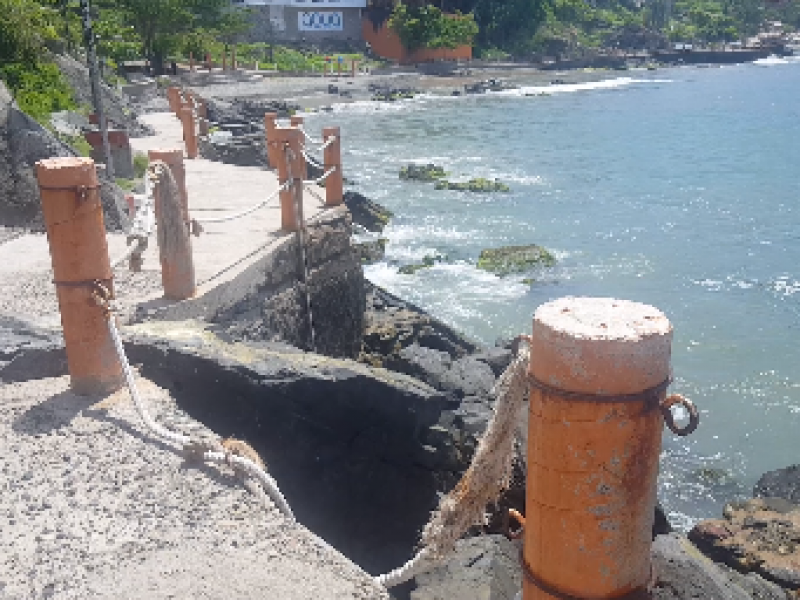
[399,253,447,275]
[399,164,447,181]
[434,178,510,192]
[477,245,555,276]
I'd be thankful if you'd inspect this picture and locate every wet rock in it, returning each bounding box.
[343,191,393,233]
[399,164,447,182]
[434,178,510,193]
[464,79,516,94]
[755,465,800,505]
[477,245,556,276]
[361,283,480,370]
[354,237,387,264]
[688,497,800,590]
[398,253,447,275]
[411,535,522,600]
[651,533,790,599]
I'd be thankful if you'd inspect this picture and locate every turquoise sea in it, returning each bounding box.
[305,56,800,529]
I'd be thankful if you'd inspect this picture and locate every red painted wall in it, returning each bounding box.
[362,16,472,64]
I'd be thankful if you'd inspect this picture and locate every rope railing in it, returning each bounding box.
[302,148,326,171]
[109,162,158,269]
[101,292,295,519]
[190,181,290,226]
[300,129,325,146]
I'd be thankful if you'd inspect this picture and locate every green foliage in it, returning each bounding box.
[133,152,148,179]
[0,0,75,123]
[389,5,478,51]
[54,131,92,156]
[115,177,136,191]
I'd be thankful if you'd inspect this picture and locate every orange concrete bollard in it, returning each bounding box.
[523,297,698,600]
[274,127,305,232]
[189,52,195,72]
[179,106,198,159]
[323,126,343,206]
[35,157,123,395]
[148,148,188,220]
[222,51,227,71]
[290,115,304,128]
[264,112,280,170]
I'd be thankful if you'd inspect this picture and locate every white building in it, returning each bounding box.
[231,0,368,44]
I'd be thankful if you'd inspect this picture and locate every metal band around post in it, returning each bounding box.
[519,549,653,600]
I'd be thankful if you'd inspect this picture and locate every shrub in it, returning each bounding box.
[133,152,148,178]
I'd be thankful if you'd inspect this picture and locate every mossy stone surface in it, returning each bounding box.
[434,178,510,192]
[400,164,447,182]
[477,245,555,276]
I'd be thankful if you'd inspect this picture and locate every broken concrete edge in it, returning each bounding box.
[131,204,365,358]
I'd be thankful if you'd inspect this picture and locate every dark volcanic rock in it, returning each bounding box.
[652,533,790,600]
[0,317,65,382]
[344,191,393,233]
[411,535,522,600]
[361,282,480,370]
[122,321,456,576]
[1,81,128,231]
[199,134,266,167]
[688,497,800,590]
[755,465,800,505]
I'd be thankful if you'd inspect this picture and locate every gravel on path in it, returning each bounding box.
[0,375,389,599]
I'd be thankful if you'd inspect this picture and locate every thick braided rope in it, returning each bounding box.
[376,343,530,588]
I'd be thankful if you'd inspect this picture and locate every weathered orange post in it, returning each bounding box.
[35,157,122,395]
[323,126,343,206]
[179,106,198,159]
[288,116,308,180]
[264,112,280,169]
[524,296,697,600]
[148,148,188,220]
[167,87,180,113]
[152,168,196,301]
[189,52,195,72]
[274,127,304,232]
[222,51,227,71]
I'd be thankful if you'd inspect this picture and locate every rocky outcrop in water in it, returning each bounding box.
[435,178,510,193]
[344,191,393,232]
[400,164,447,182]
[689,497,800,590]
[477,245,556,276]
[755,465,800,505]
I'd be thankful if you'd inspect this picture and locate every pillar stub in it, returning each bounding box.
[529,296,672,395]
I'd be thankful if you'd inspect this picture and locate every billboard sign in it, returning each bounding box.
[298,11,343,31]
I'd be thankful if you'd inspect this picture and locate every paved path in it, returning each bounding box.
[0,112,330,328]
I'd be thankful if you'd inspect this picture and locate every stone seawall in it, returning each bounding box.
[135,205,365,359]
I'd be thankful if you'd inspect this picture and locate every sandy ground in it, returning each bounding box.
[0,374,389,599]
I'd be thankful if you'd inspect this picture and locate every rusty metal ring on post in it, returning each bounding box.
[38,184,101,202]
[528,376,673,411]
[519,549,653,600]
[504,508,525,540]
[660,394,699,436]
[53,278,114,310]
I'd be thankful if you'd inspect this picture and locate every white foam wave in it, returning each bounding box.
[753,55,792,66]
[492,77,672,97]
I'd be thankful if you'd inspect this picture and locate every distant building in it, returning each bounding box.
[232,0,367,44]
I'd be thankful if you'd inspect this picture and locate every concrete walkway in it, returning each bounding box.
[0,112,330,328]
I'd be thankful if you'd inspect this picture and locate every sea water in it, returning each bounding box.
[304,58,800,528]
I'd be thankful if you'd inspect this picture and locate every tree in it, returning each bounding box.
[389,4,478,51]
[95,0,236,73]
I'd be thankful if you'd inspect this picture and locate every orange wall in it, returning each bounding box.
[362,17,472,64]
